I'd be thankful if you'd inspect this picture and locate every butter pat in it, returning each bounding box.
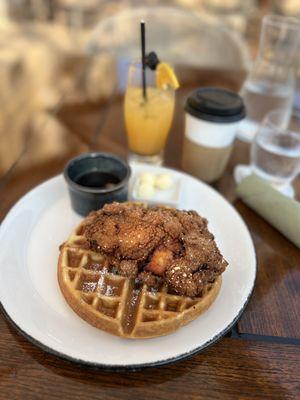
[155,173,173,190]
[140,172,156,186]
[138,182,155,199]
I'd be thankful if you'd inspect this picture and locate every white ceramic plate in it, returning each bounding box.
[0,165,256,369]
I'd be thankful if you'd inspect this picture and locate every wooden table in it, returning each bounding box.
[0,66,299,400]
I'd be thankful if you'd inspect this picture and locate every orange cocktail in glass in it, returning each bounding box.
[124,60,178,165]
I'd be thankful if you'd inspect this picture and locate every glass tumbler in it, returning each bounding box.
[251,109,300,188]
[238,14,300,142]
[124,61,175,165]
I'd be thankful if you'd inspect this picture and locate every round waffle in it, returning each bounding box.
[58,215,222,339]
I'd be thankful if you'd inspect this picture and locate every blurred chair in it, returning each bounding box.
[200,0,257,34]
[87,6,250,71]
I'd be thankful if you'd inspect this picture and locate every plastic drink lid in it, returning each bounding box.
[185,87,246,123]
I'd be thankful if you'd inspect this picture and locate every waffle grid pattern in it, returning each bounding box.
[58,222,220,338]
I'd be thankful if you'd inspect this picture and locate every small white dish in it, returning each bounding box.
[131,169,181,207]
[0,164,256,369]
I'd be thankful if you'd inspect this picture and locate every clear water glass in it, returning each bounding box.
[238,14,300,142]
[251,109,300,187]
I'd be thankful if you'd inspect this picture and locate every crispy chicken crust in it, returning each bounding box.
[84,203,228,296]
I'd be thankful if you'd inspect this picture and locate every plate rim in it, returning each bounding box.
[0,284,254,371]
[0,172,256,370]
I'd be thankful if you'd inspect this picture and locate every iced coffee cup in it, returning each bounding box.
[182,87,245,182]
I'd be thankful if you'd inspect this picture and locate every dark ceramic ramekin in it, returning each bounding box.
[64,152,131,216]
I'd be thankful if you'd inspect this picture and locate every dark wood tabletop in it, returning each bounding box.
[0,66,299,400]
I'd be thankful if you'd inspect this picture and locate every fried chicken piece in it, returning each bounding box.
[138,271,161,290]
[166,261,198,297]
[116,220,164,260]
[165,261,210,297]
[176,210,208,234]
[166,258,227,297]
[162,238,182,255]
[184,233,224,270]
[161,215,183,239]
[84,203,228,296]
[146,247,173,275]
[118,260,138,278]
[85,203,164,260]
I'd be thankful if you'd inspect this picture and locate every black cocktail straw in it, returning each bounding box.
[140,20,147,101]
